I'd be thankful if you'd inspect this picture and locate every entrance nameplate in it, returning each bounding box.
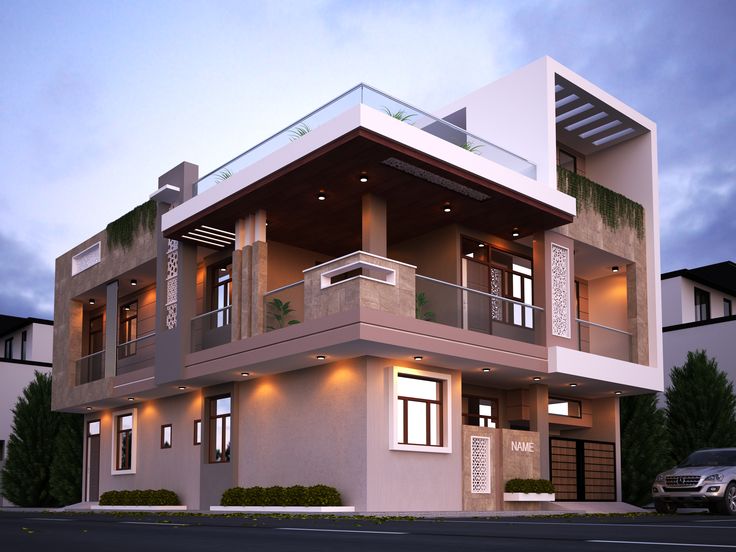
[511,441,535,453]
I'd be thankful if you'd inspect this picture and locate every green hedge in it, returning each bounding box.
[504,479,555,494]
[221,485,342,507]
[99,489,180,506]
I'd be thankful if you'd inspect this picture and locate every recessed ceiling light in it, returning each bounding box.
[130,279,137,286]
[478,243,484,248]
[359,175,368,183]
[615,391,622,395]
[86,406,92,411]
[124,305,131,311]
[89,298,95,305]
[443,202,452,213]
[569,383,578,388]
[612,266,619,273]
[317,191,327,201]
[128,397,135,401]
[482,368,491,373]
[512,228,520,238]
[316,355,326,360]
[533,376,542,382]
[240,372,250,377]
[220,267,227,272]
[413,356,423,361]
[178,386,187,390]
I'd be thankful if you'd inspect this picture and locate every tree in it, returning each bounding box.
[1,372,83,507]
[620,393,669,505]
[665,350,736,464]
[49,414,84,505]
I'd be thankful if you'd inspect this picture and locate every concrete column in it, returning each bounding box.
[104,280,118,378]
[362,194,387,256]
[627,262,649,364]
[528,384,550,480]
[250,211,267,336]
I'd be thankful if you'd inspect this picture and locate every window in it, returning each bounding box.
[211,262,232,327]
[694,288,710,321]
[4,337,12,359]
[725,299,732,317]
[463,396,498,427]
[21,331,27,361]
[209,396,231,463]
[118,301,138,358]
[559,150,577,173]
[548,397,582,418]
[88,420,100,436]
[160,424,172,449]
[115,413,134,471]
[0,439,5,461]
[194,420,202,445]
[397,374,442,447]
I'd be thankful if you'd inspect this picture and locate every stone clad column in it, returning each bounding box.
[362,194,387,256]
[528,383,550,480]
[250,210,267,336]
[103,280,118,378]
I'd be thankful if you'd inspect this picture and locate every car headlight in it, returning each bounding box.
[704,474,724,482]
[655,474,665,482]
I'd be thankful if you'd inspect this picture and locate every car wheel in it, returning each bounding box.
[719,482,736,516]
[655,500,677,514]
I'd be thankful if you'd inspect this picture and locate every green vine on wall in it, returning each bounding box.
[106,200,157,250]
[557,166,644,240]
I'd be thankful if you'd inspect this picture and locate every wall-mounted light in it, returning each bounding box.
[612,266,620,273]
[89,298,96,305]
[240,372,250,377]
[512,228,520,238]
[443,202,452,213]
[413,356,423,361]
[316,355,326,360]
[317,191,327,201]
[130,279,137,286]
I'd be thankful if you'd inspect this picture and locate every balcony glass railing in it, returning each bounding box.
[191,306,232,352]
[577,319,632,362]
[76,350,105,385]
[415,274,542,344]
[194,83,536,195]
[116,332,156,375]
[263,280,304,333]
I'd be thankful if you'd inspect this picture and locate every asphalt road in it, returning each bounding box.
[1,511,736,551]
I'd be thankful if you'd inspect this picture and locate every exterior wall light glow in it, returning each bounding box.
[124,305,131,311]
[317,191,327,201]
[512,228,520,238]
[359,176,368,183]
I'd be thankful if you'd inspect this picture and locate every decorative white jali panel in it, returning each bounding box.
[470,435,491,494]
[71,242,101,276]
[165,239,179,330]
[551,243,571,338]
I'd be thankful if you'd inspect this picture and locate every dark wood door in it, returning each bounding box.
[86,421,101,502]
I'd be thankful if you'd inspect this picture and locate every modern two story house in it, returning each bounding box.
[52,57,663,511]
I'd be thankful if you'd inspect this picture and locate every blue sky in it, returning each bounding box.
[1,0,734,318]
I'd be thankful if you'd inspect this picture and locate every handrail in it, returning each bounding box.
[77,350,105,362]
[116,332,155,348]
[576,318,631,336]
[191,305,232,322]
[264,280,304,296]
[416,274,543,311]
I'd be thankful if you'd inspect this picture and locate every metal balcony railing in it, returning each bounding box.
[577,319,632,362]
[191,305,232,352]
[76,350,105,385]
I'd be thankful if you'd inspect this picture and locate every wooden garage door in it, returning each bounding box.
[550,438,616,501]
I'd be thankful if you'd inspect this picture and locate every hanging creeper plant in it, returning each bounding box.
[106,199,157,250]
[557,166,644,240]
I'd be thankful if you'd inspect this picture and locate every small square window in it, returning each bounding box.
[548,397,582,418]
[161,424,172,449]
[194,420,202,446]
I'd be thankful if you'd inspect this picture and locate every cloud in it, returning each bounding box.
[0,234,54,319]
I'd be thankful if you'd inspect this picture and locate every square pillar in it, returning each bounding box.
[104,280,118,378]
[362,194,387,257]
[528,383,550,480]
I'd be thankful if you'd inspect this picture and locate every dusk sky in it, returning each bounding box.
[1,0,734,319]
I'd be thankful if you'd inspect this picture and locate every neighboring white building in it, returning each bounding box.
[0,315,53,506]
[661,261,736,394]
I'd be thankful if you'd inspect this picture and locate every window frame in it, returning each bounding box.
[558,149,578,174]
[193,419,202,446]
[4,337,12,359]
[389,366,452,454]
[209,261,233,328]
[118,301,138,358]
[462,394,499,428]
[160,424,172,449]
[21,330,27,361]
[694,287,711,321]
[548,396,583,418]
[111,409,137,475]
[208,395,231,463]
[724,298,732,318]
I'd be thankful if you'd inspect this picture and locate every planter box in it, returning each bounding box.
[210,506,355,513]
[93,505,188,511]
[503,492,555,502]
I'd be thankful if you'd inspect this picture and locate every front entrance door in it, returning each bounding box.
[86,420,101,502]
[550,437,616,501]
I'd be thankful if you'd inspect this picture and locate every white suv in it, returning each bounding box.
[652,448,736,515]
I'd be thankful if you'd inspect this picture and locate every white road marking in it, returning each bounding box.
[120,521,189,527]
[589,540,736,548]
[24,518,72,522]
[418,520,736,530]
[278,527,408,535]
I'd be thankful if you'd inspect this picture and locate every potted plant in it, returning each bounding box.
[267,298,300,330]
[503,478,555,502]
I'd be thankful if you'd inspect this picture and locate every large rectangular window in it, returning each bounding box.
[695,288,710,321]
[115,414,133,470]
[209,396,231,463]
[463,396,498,428]
[396,374,443,447]
[118,301,138,358]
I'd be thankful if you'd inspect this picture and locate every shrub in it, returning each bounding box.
[99,489,180,506]
[220,484,342,506]
[504,479,555,494]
